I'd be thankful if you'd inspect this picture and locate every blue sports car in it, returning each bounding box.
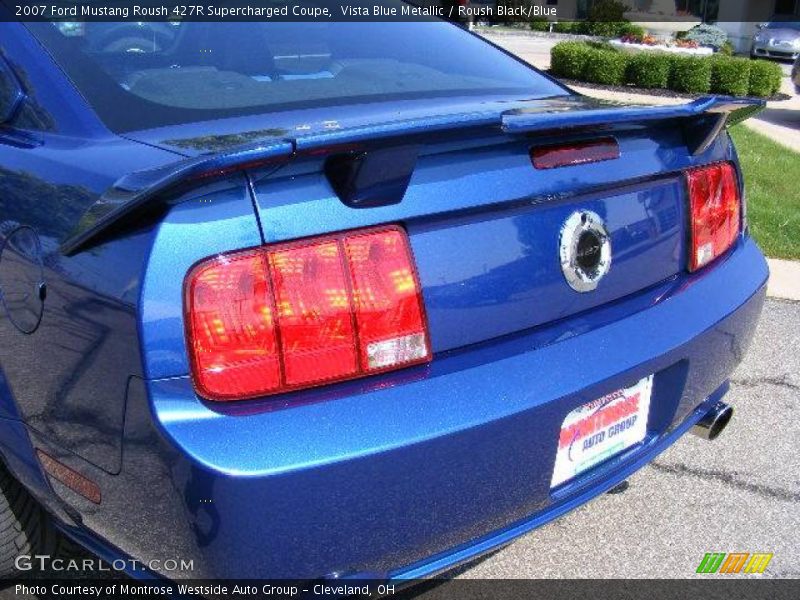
[0,11,768,582]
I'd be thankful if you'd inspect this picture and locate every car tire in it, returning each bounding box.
[0,463,76,577]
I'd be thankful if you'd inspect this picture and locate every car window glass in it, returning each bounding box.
[24,13,565,132]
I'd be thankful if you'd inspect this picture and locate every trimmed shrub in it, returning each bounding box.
[669,55,712,93]
[550,41,592,79]
[617,23,647,38]
[583,48,629,85]
[626,52,671,89]
[553,21,579,34]
[589,0,629,22]
[530,17,550,32]
[749,60,783,98]
[585,0,631,37]
[709,57,751,96]
[586,40,618,52]
[720,41,735,56]
[585,20,629,38]
[684,23,728,50]
[549,42,769,98]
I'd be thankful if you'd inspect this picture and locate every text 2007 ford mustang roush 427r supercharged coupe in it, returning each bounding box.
[0,9,767,580]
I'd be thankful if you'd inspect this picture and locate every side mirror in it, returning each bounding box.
[0,58,24,124]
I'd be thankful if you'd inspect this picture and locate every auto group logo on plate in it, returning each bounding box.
[551,377,652,488]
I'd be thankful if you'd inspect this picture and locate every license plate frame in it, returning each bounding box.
[551,376,653,488]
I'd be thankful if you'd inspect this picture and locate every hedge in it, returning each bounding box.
[626,52,671,89]
[669,56,712,94]
[552,21,585,34]
[583,48,629,85]
[530,17,550,32]
[617,23,647,38]
[710,56,752,97]
[549,42,779,98]
[585,21,629,38]
[550,41,592,80]
[749,60,783,97]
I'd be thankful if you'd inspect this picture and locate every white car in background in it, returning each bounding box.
[752,20,800,61]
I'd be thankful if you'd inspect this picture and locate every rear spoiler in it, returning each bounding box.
[501,96,765,155]
[60,95,764,256]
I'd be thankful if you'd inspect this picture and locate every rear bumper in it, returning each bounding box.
[73,237,767,580]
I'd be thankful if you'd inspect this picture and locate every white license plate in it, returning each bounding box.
[551,376,653,488]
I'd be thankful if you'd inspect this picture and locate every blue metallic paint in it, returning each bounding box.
[45,238,766,580]
[0,22,183,475]
[0,21,768,582]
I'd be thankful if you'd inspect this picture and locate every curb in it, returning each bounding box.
[476,28,597,42]
[767,259,800,302]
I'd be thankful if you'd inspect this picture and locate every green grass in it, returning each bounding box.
[730,125,800,260]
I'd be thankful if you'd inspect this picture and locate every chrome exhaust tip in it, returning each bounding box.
[691,402,733,441]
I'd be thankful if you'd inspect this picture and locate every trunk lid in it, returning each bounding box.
[68,94,763,355]
[247,114,693,353]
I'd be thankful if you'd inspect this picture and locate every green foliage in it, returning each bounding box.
[625,52,671,89]
[530,17,550,32]
[553,21,577,34]
[720,41,735,56]
[550,41,592,79]
[583,48,629,85]
[589,0,630,22]
[550,41,763,98]
[669,55,712,93]
[585,21,629,38]
[709,56,751,96]
[584,0,631,37]
[617,23,647,38]
[748,60,783,98]
[729,126,800,259]
[684,23,728,50]
[585,40,619,52]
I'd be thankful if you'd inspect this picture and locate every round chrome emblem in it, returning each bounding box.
[559,211,611,293]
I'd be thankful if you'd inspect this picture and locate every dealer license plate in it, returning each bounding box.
[551,376,653,488]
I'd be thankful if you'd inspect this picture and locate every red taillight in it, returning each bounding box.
[185,251,281,399]
[185,226,430,401]
[530,138,620,170]
[269,240,358,388]
[344,229,429,372]
[686,162,741,272]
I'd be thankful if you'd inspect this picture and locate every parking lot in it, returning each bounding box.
[444,299,800,579]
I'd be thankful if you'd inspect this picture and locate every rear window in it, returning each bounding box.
[25,17,564,132]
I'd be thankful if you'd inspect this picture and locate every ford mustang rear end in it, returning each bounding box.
[0,13,767,581]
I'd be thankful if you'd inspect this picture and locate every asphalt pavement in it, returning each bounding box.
[448,298,800,579]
